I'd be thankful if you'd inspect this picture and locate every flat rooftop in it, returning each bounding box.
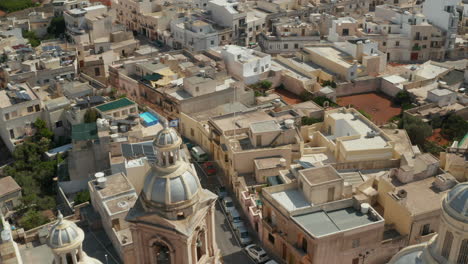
[254,157,283,170]
[104,193,137,215]
[300,166,342,185]
[293,206,380,237]
[304,46,353,68]
[271,188,310,211]
[93,173,134,199]
[250,120,281,133]
[392,176,450,216]
[211,110,274,132]
[328,112,389,151]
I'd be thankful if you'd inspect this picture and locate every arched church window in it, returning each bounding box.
[154,242,171,264]
[66,253,73,264]
[442,231,453,259]
[457,239,468,264]
[196,231,207,261]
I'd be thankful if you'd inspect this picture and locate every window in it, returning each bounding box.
[224,154,228,163]
[442,231,453,259]
[268,233,275,244]
[55,121,63,128]
[457,239,468,264]
[352,239,360,248]
[383,41,386,46]
[395,41,400,47]
[301,237,308,253]
[222,35,225,40]
[249,27,253,32]
[9,129,14,139]
[4,113,9,120]
[35,105,40,112]
[210,40,214,45]
[352,258,359,264]
[27,106,34,113]
[196,87,199,92]
[190,128,194,137]
[284,44,288,49]
[342,28,349,36]
[94,67,101,76]
[294,43,299,49]
[154,242,171,264]
[256,25,259,31]
[420,224,431,236]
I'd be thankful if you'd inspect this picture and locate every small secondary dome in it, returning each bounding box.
[47,212,83,249]
[153,126,181,148]
[444,182,468,223]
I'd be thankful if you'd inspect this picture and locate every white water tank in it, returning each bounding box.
[97,177,107,189]
[110,134,119,142]
[361,203,370,214]
[285,119,294,129]
[279,158,287,167]
[95,172,104,179]
[120,125,127,132]
[110,126,118,134]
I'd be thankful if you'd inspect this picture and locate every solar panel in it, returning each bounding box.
[15,91,31,101]
[296,160,314,169]
[121,141,157,163]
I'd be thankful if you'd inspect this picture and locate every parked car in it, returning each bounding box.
[245,244,270,263]
[265,260,278,264]
[236,226,252,246]
[216,186,227,199]
[203,162,216,175]
[222,196,234,212]
[228,209,244,230]
[190,146,208,162]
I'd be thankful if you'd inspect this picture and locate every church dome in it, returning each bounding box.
[143,166,200,206]
[154,126,181,148]
[47,212,83,249]
[444,182,468,223]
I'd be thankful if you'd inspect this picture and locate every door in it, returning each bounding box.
[328,187,335,202]
[411,52,418,61]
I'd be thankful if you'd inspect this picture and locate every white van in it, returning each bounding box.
[190,146,208,162]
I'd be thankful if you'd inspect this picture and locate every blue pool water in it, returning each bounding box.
[140,112,159,126]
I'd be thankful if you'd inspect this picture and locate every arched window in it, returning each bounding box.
[66,253,73,264]
[196,231,207,262]
[441,231,453,259]
[457,239,468,264]
[154,242,171,264]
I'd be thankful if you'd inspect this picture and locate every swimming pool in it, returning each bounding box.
[140,112,159,126]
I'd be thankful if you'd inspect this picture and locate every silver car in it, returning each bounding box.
[228,209,244,230]
[236,226,252,246]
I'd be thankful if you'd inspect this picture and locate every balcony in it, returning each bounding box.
[412,45,421,51]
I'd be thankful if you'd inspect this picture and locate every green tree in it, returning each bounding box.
[84,108,101,123]
[22,30,41,47]
[299,91,314,102]
[312,96,338,107]
[33,118,54,143]
[0,0,36,13]
[18,209,48,230]
[393,90,412,107]
[258,80,272,90]
[400,114,433,146]
[441,114,468,141]
[74,190,90,205]
[321,80,337,88]
[301,116,323,126]
[47,16,66,38]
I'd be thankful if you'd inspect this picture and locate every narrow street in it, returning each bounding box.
[194,163,255,264]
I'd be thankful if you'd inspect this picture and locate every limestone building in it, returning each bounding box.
[389,182,468,264]
[125,123,221,263]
